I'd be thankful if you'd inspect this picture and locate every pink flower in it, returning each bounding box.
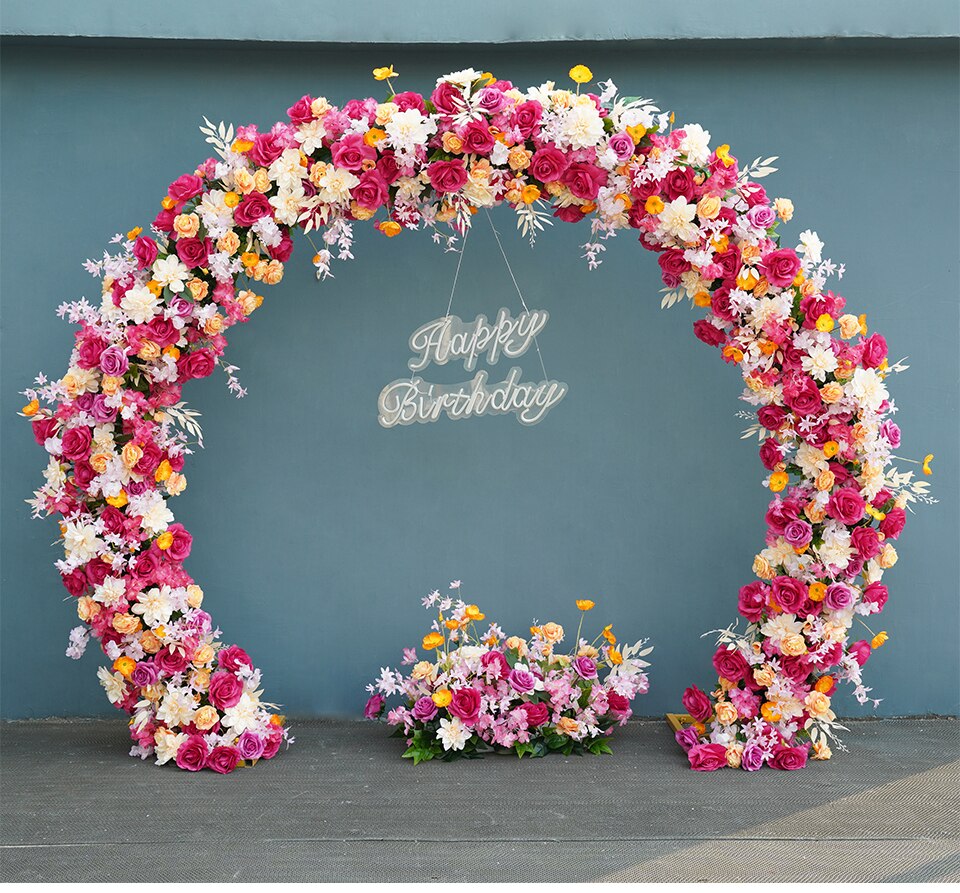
[859,333,887,369]
[827,487,866,525]
[759,248,802,289]
[168,174,204,203]
[430,82,465,116]
[133,236,159,270]
[851,525,882,560]
[218,644,253,672]
[738,581,769,623]
[688,742,727,771]
[693,319,726,347]
[862,582,889,612]
[176,236,211,269]
[412,696,437,721]
[250,131,286,168]
[234,192,273,227]
[681,685,712,722]
[771,576,807,614]
[61,426,92,460]
[520,701,550,727]
[880,506,906,540]
[823,582,855,612]
[364,694,385,719]
[330,133,376,171]
[459,119,496,155]
[849,640,872,666]
[99,345,128,377]
[480,650,509,680]
[769,743,808,770]
[287,94,315,125]
[448,687,482,725]
[560,162,606,201]
[235,730,266,761]
[572,656,598,679]
[207,671,243,710]
[175,735,209,771]
[511,100,542,138]
[508,668,538,694]
[529,145,569,183]
[741,745,765,771]
[207,745,240,774]
[426,159,468,194]
[712,646,750,683]
[176,348,217,382]
[352,169,389,210]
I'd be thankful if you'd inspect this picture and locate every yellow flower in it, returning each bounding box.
[154,459,173,483]
[568,64,593,85]
[364,127,387,147]
[808,582,827,602]
[626,123,647,144]
[644,195,664,215]
[422,631,444,650]
[602,625,616,645]
[431,689,452,708]
[113,656,136,679]
[464,605,485,621]
[156,531,174,551]
[608,648,622,665]
[105,491,128,508]
[922,454,934,475]
[768,471,789,493]
[575,599,595,611]
[871,631,888,649]
[231,138,254,154]
[21,399,39,417]
[823,440,840,458]
[240,252,260,269]
[814,674,834,693]
[521,184,541,204]
[373,65,397,81]
[126,226,142,241]
[715,144,735,168]
[816,313,834,332]
[223,191,240,208]
[379,221,402,238]
[760,701,782,723]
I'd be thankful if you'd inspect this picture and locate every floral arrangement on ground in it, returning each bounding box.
[19,63,935,772]
[364,585,652,762]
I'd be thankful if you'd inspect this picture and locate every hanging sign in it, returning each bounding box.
[378,308,567,427]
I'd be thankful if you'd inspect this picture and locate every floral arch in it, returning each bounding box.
[21,66,926,773]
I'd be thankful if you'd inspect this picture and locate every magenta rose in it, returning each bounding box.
[783,375,822,416]
[693,319,726,347]
[607,131,635,161]
[61,426,92,461]
[849,640,872,666]
[364,694,384,719]
[784,520,813,549]
[32,417,59,446]
[560,162,606,201]
[860,333,887,369]
[769,744,808,770]
[553,205,586,223]
[392,91,427,114]
[508,667,538,694]
[287,94,314,125]
[476,85,509,115]
[235,730,266,761]
[177,348,216,382]
[261,727,284,759]
[862,582,889,612]
[747,204,777,229]
[430,81,465,116]
[688,742,728,771]
[153,646,192,676]
[168,174,204,203]
[268,230,295,263]
[163,523,193,562]
[412,696,438,722]
[176,236,211,269]
[99,345,129,376]
[511,100,542,138]
[130,660,159,688]
[352,169,389,210]
[133,235,159,270]
[828,487,865,525]
[448,688,482,725]
[141,316,179,348]
[759,437,784,470]
[250,131,286,168]
[330,133,375,171]
[459,119,496,155]
[519,701,550,728]
[740,744,765,771]
[713,246,742,283]
[738,581,769,623]
[84,558,111,586]
[823,582,855,612]
[175,735,209,771]
[851,525,882,560]
[879,420,901,449]
[712,646,750,683]
[880,506,906,540]
[77,333,109,369]
[663,167,696,201]
[759,248,801,288]
[658,249,690,288]
[207,745,240,774]
[573,656,598,679]
[233,192,273,227]
[771,576,807,614]
[607,691,631,716]
[675,726,700,753]
[427,159,468,194]
[480,650,510,680]
[61,569,87,598]
[758,405,788,431]
[218,644,253,672]
[528,145,569,183]
[681,685,712,722]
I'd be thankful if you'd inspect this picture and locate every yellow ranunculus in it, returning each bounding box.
[464,605,485,621]
[626,123,647,144]
[715,144,735,168]
[379,221,402,238]
[808,582,827,602]
[223,191,240,208]
[422,631,444,650]
[568,64,593,84]
[231,138,254,154]
[608,648,622,665]
[816,313,834,332]
[127,226,142,241]
[105,491,128,508]
[871,631,889,649]
[823,440,840,458]
[156,531,174,551]
[373,65,397,81]
[113,656,136,679]
[521,184,541,204]
[922,453,934,475]
[644,195,664,215]
[21,399,39,417]
[768,471,789,492]
[575,599,595,611]
[431,689,452,708]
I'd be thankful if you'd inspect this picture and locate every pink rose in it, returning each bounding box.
[769,744,808,770]
[693,319,726,347]
[177,348,216,382]
[99,345,129,376]
[412,696,437,721]
[218,644,253,672]
[759,437,784,471]
[233,192,273,227]
[529,145,569,183]
[573,656,598,679]
[880,506,906,540]
[206,745,240,774]
[663,167,695,201]
[859,333,887,369]
[738,581,769,623]
[851,525,882,560]
[784,520,813,549]
[508,668,538,694]
[364,694,384,719]
[519,701,550,728]
[741,745,765,771]
[681,685,712,722]
[430,82,465,116]
[250,131,286,168]
[175,236,211,269]
[426,159,468,194]
[862,582,889,612]
[235,730,266,761]
[607,691,631,716]
[133,236,159,270]
[759,248,802,289]
[480,650,510,680]
[772,576,807,614]
[392,91,427,114]
[287,94,314,125]
[168,174,204,203]
[352,169,389,210]
[658,249,690,288]
[560,162,607,201]
[712,646,750,683]
[607,131,635,161]
[459,119,496,155]
[163,523,193,562]
[153,646,191,676]
[823,582,855,612]
[61,426,92,461]
[827,487,866,525]
[448,687,482,725]
[330,133,376,171]
[688,742,728,771]
[32,417,59,446]
[783,374,822,416]
[675,726,700,753]
[747,204,777,229]
[758,405,788,431]
[175,735,209,771]
[511,100,542,138]
[849,640,872,666]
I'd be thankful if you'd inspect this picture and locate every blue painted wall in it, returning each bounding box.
[1,37,957,720]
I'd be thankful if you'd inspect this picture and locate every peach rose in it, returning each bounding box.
[165,473,187,496]
[112,612,141,635]
[781,634,808,656]
[804,690,833,718]
[556,717,579,736]
[186,584,204,609]
[234,169,256,194]
[812,740,833,760]
[540,622,564,644]
[193,705,220,731]
[217,231,241,255]
[77,596,100,622]
[753,664,776,688]
[121,443,143,468]
[726,743,744,768]
[715,701,738,725]
[173,213,200,238]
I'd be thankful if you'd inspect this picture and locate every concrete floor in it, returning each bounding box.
[1,717,957,882]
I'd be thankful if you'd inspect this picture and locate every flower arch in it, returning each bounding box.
[21,66,926,774]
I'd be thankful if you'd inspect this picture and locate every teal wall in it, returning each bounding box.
[1,35,958,720]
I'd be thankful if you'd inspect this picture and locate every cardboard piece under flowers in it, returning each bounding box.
[665,713,694,733]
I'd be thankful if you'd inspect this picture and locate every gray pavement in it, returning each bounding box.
[1,717,958,882]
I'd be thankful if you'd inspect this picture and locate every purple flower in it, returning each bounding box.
[412,696,438,722]
[741,745,765,771]
[824,582,855,612]
[508,668,538,694]
[572,656,598,679]
[99,345,129,376]
[90,395,116,424]
[747,204,777,229]
[607,131,635,160]
[235,730,266,761]
[675,726,700,753]
[130,660,159,688]
[364,694,384,719]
